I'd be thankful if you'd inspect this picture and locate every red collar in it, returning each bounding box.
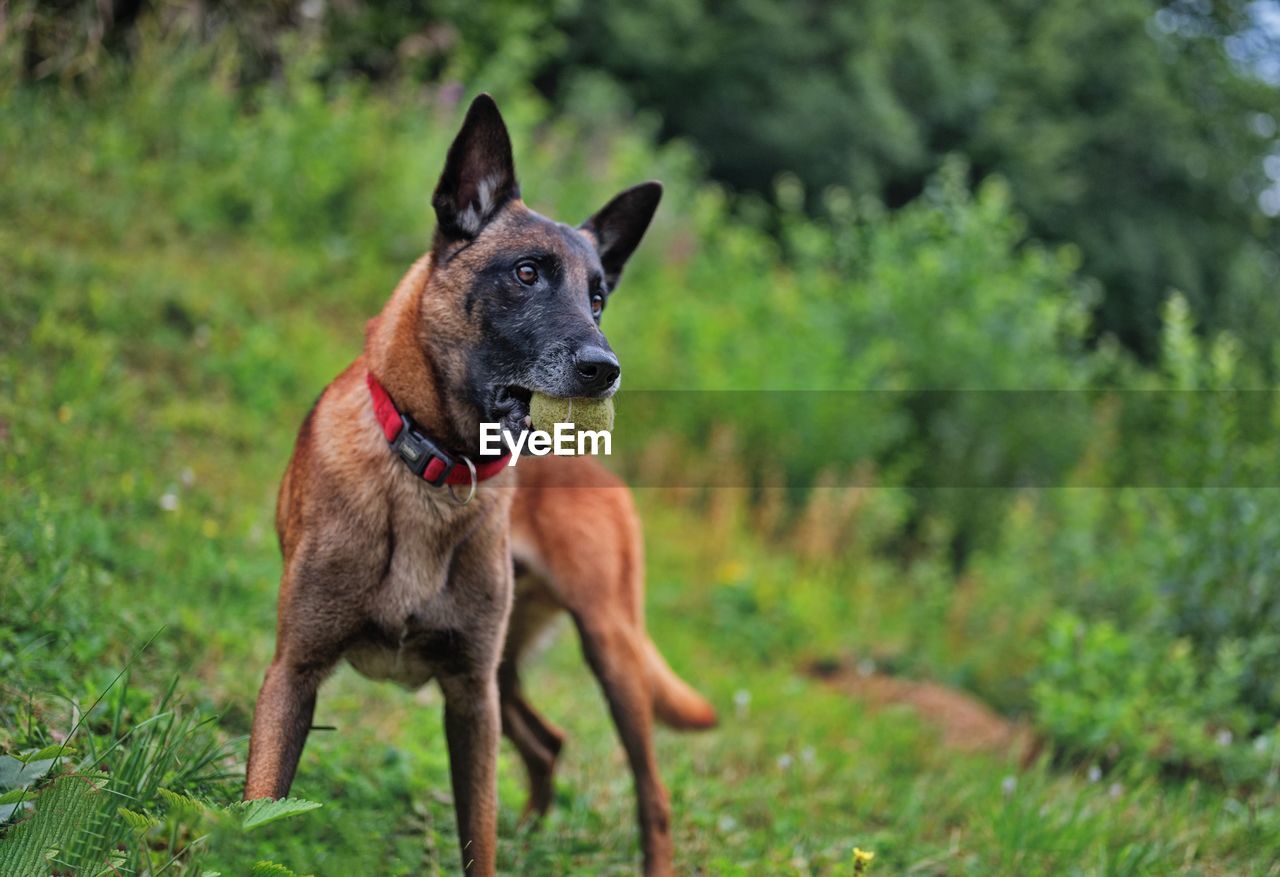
[366,371,511,487]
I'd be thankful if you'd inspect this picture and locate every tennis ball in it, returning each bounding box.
[529,392,615,433]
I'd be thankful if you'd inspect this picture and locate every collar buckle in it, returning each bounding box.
[391,413,456,487]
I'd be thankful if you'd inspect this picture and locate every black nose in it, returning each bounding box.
[574,346,621,394]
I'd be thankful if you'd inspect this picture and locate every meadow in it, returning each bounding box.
[3,36,1280,876]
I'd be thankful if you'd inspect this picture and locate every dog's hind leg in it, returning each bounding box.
[572,614,674,877]
[499,660,564,820]
[501,572,570,819]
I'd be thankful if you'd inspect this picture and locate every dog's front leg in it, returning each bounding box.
[246,544,375,801]
[440,670,503,875]
[245,657,326,799]
[438,513,514,875]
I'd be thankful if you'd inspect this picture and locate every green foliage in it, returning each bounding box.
[0,773,107,877]
[250,861,306,877]
[9,1,1277,360]
[1033,612,1278,784]
[549,0,1280,357]
[2,26,1280,875]
[958,299,1280,781]
[0,674,321,876]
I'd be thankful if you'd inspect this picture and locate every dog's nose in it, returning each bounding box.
[574,346,620,394]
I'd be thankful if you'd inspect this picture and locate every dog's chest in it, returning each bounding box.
[345,485,502,688]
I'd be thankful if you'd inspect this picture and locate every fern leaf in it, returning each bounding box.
[250,860,300,877]
[0,774,100,877]
[117,806,155,832]
[157,787,209,820]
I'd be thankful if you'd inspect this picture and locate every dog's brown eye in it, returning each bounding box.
[515,262,539,285]
[590,294,604,317]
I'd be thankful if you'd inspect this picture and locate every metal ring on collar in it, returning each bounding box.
[448,456,478,506]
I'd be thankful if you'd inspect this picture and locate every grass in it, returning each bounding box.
[3,77,1279,876]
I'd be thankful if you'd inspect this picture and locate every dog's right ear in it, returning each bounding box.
[432,94,519,245]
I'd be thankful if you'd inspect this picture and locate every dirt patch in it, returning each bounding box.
[807,659,1039,763]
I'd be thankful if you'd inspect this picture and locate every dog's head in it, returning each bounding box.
[420,94,660,446]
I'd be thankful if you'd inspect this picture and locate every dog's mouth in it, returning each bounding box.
[488,385,534,440]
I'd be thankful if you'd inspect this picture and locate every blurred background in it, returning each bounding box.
[2,2,1280,874]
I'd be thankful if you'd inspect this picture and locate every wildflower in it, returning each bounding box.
[717,560,747,582]
[777,753,794,770]
[853,847,875,874]
[1001,775,1017,798]
[159,491,179,512]
[1087,764,1102,783]
[733,689,751,717]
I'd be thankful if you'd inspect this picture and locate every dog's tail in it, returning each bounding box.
[644,637,718,730]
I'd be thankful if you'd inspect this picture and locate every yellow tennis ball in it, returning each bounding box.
[529,392,615,433]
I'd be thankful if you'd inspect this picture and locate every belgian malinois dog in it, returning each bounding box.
[245,94,715,876]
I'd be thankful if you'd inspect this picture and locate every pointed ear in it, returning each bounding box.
[432,94,519,243]
[581,181,662,286]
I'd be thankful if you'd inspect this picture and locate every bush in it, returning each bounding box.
[1033,612,1278,785]
[966,297,1280,778]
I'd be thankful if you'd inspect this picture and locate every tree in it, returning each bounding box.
[543,0,1280,357]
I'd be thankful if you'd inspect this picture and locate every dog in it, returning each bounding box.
[244,93,713,876]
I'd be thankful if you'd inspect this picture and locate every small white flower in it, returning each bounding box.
[777,753,794,770]
[1001,775,1016,797]
[1215,729,1234,747]
[159,491,179,512]
[801,746,816,764]
[733,689,751,716]
[1108,782,1123,799]
[717,814,737,833]
[856,658,876,678]
[180,467,196,488]
[1087,764,1102,783]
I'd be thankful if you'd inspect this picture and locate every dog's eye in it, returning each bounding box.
[590,293,604,317]
[514,261,539,286]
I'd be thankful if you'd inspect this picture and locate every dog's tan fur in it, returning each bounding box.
[245,95,714,876]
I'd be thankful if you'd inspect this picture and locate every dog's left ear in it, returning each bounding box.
[581,181,663,287]
[432,94,519,243]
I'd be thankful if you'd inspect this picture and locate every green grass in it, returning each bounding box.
[4,207,1278,877]
[3,69,1279,876]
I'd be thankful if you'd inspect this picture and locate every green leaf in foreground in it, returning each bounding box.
[16,746,73,765]
[0,755,58,793]
[233,797,323,831]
